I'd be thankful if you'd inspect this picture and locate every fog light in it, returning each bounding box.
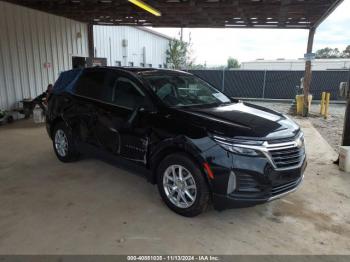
[227,171,236,194]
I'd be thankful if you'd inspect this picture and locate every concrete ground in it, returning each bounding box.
[0,119,350,255]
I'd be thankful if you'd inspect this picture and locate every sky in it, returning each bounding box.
[151,0,350,66]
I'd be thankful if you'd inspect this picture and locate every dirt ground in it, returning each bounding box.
[252,101,346,153]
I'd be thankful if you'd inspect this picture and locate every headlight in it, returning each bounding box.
[296,132,305,149]
[219,143,261,156]
[213,135,263,156]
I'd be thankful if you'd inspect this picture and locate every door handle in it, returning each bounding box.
[109,127,118,133]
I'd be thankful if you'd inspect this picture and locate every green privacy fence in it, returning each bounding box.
[188,70,350,100]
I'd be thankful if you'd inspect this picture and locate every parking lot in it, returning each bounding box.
[1,0,350,259]
[1,115,350,255]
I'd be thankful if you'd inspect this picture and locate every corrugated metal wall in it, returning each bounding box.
[0,1,88,110]
[189,70,350,100]
[94,25,169,68]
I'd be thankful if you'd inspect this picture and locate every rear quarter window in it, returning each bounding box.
[75,70,107,100]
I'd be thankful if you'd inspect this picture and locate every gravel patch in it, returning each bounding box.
[250,101,346,152]
[308,106,345,153]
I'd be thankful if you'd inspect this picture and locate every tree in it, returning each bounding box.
[342,45,350,58]
[227,57,240,69]
[185,32,195,68]
[166,32,196,70]
[315,47,341,58]
[315,46,350,59]
[166,39,187,69]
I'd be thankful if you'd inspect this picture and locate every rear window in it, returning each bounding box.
[53,69,82,94]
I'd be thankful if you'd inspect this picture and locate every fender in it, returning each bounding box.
[49,114,74,138]
[147,135,211,184]
[47,94,78,139]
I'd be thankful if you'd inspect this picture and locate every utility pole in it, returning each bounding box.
[303,27,316,117]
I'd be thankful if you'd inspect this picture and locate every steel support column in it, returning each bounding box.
[87,23,94,58]
[303,27,316,117]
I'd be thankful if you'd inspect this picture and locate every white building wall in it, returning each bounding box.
[0,1,88,110]
[94,25,169,68]
[241,59,350,71]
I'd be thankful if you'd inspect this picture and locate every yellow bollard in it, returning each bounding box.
[296,94,313,116]
[296,95,304,115]
[324,93,330,119]
[320,92,326,115]
[308,94,313,113]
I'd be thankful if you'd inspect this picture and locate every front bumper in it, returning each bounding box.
[212,173,305,210]
[202,143,307,210]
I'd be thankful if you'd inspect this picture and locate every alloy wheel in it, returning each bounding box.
[163,164,197,208]
[55,129,68,157]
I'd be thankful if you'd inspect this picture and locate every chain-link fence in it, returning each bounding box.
[188,70,350,100]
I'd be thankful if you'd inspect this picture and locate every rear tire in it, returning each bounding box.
[157,153,209,217]
[52,122,80,162]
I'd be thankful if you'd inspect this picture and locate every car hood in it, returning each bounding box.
[174,102,300,141]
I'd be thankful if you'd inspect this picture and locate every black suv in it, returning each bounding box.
[47,67,306,217]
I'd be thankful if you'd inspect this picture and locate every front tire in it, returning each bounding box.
[52,122,80,162]
[157,153,209,217]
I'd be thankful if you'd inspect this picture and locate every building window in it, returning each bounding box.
[140,63,145,67]
[163,64,167,69]
[115,61,121,66]
[159,64,162,68]
[128,62,134,67]
[148,64,152,68]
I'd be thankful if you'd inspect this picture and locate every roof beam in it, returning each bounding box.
[2,0,343,29]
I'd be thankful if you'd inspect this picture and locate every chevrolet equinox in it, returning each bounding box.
[46,67,306,217]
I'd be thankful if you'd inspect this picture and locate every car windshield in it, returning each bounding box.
[143,74,231,107]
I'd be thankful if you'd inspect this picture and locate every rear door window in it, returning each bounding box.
[75,70,107,100]
[75,70,147,109]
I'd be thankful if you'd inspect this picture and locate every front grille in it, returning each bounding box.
[266,133,306,170]
[268,146,305,169]
[271,177,302,197]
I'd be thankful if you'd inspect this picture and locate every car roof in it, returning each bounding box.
[85,66,192,77]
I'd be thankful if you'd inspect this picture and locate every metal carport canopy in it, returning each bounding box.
[3,0,343,29]
[3,0,344,116]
